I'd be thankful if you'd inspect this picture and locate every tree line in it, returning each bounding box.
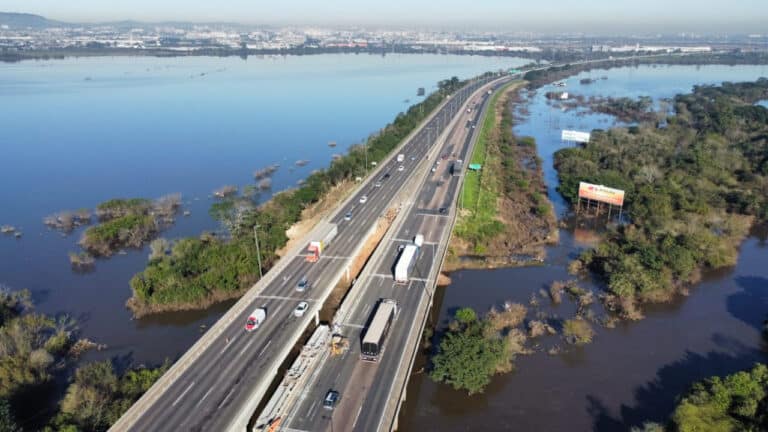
[128,75,473,315]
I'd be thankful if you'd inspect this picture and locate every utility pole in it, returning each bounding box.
[253,224,263,279]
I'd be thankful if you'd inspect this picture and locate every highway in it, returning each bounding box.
[113,76,495,432]
[283,78,500,432]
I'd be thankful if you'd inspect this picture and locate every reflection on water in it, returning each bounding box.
[0,54,527,366]
[400,64,768,431]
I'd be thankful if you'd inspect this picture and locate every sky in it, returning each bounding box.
[3,0,767,33]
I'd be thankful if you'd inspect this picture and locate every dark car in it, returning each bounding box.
[323,390,340,410]
[382,173,391,180]
[439,207,447,214]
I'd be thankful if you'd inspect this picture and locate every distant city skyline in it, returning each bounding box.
[3,0,767,33]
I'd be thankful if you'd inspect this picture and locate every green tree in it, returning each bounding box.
[430,309,508,395]
[0,398,21,432]
[671,363,768,432]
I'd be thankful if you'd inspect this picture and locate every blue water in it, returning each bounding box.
[0,54,527,365]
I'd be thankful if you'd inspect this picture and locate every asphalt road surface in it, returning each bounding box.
[123,77,494,432]
[285,80,496,432]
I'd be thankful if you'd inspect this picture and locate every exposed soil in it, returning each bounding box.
[445,85,558,271]
[277,179,356,257]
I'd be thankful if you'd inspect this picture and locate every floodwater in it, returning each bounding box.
[399,64,768,431]
[0,54,527,366]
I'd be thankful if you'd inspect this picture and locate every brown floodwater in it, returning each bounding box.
[398,65,768,431]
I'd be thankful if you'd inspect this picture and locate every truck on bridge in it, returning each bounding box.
[361,299,398,362]
[393,235,423,283]
[306,223,338,262]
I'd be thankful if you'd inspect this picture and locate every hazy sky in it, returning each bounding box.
[4,0,767,33]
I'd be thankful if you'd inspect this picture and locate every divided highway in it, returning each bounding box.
[283,77,504,432]
[111,75,496,432]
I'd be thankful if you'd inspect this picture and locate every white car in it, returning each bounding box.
[294,301,309,317]
[359,195,368,204]
[398,165,405,172]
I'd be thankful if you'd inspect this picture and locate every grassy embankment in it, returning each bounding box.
[556,79,768,319]
[127,75,492,316]
[448,80,557,269]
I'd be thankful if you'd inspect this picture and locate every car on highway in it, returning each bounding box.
[244,307,266,332]
[431,167,436,172]
[398,165,404,172]
[410,156,416,161]
[382,173,391,179]
[439,207,448,214]
[294,301,309,317]
[296,277,309,292]
[359,195,368,204]
[374,181,382,188]
[323,390,340,410]
[344,211,352,221]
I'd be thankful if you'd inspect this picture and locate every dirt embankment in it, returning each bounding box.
[276,179,357,257]
[445,84,558,271]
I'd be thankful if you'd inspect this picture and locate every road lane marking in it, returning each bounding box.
[218,387,236,409]
[172,381,195,407]
[239,336,258,358]
[352,404,364,429]
[219,334,239,354]
[258,339,273,358]
[196,387,214,408]
[253,294,308,301]
[340,323,365,329]
[307,400,319,418]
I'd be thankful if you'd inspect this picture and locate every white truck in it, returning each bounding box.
[244,307,267,331]
[397,154,405,163]
[393,235,422,283]
[307,223,338,262]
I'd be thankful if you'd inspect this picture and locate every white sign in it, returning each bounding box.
[561,130,591,143]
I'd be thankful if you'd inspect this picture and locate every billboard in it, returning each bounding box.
[561,130,591,143]
[578,182,625,206]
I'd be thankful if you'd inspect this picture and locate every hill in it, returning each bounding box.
[0,12,66,29]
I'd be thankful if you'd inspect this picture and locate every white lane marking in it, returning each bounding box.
[238,335,258,358]
[172,381,195,407]
[307,400,319,418]
[196,387,214,408]
[253,294,309,301]
[258,339,273,358]
[219,334,239,354]
[352,404,364,429]
[218,387,236,409]
[340,323,365,329]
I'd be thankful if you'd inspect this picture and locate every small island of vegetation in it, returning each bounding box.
[429,304,530,394]
[79,195,181,257]
[555,79,768,319]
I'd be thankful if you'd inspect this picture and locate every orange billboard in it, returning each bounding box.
[578,182,625,206]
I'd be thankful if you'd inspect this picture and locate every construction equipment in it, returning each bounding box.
[330,334,349,356]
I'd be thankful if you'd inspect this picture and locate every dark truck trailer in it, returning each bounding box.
[451,159,463,176]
